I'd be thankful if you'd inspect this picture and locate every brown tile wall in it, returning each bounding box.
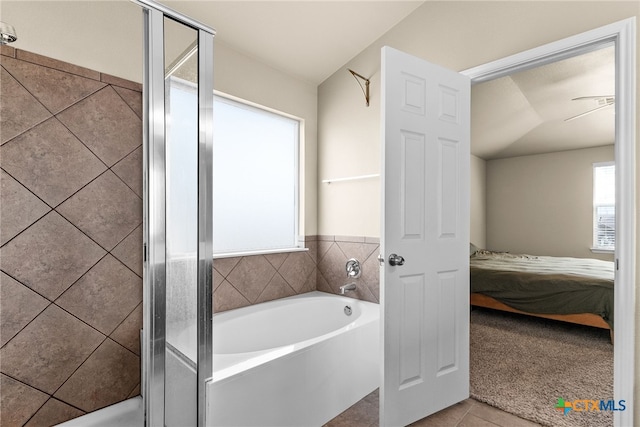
[315,235,380,303]
[0,48,142,426]
[213,235,381,312]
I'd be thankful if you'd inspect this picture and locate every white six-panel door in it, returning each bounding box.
[380,46,470,427]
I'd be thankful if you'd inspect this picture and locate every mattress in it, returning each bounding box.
[470,250,615,328]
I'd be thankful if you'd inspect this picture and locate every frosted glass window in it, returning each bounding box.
[593,161,615,250]
[213,96,300,254]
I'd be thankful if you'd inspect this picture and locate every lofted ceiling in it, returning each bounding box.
[163,1,425,84]
[163,2,616,160]
[471,45,615,160]
[2,1,615,160]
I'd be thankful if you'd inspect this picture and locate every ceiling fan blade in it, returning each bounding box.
[565,103,613,122]
[571,95,614,101]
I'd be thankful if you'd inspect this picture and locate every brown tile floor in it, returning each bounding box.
[325,390,541,427]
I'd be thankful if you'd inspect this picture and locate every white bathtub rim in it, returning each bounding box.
[211,292,379,381]
[172,292,377,355]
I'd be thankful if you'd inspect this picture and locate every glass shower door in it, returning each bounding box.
[163,17,199,427]
[140,2,213,425]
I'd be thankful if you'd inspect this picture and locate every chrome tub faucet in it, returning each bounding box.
[340,283,356,294]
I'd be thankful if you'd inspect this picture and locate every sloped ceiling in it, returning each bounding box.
[163,0,425,84]
[471,45,615,160]
[2,1,615,160]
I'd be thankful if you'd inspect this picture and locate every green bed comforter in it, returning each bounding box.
[470,251,615,329]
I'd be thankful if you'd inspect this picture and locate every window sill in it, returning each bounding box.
[213,247,308,259]
[590,247,614,254]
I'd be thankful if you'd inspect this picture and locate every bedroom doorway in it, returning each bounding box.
[461,17,635,427]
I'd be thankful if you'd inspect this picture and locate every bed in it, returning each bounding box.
[469,246,614,341]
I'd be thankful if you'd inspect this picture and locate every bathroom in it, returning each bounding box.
[0,1,385,425]
[1,1,638,427]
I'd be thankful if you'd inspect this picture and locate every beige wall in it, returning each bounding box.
[0,1,143,83]
[486,146,615,260]
[317,61,381,237]
[470,155,487,249]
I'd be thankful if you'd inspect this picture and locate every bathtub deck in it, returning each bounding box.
[323,390,540,427]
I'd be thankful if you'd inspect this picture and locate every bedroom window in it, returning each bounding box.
[213,94,302,256]
[592,161,615,252]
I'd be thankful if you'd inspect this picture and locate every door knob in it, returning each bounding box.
[388,254,405,266]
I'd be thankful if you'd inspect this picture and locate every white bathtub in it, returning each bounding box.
[204,291,380,426]
[60,291,380,427]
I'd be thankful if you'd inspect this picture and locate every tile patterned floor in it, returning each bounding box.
[325,390,541,427]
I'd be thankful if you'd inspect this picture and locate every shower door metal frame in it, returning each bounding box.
[137,0,215,425]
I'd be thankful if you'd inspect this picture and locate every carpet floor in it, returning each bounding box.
[470,307,613,427]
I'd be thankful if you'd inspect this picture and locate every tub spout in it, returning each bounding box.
[339,283,356,294]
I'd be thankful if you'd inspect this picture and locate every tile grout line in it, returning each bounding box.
[111,84,143,119]
[52,90,119,172]
[1,371,54,427]
[454,400,480,427]
[13,48,102,82]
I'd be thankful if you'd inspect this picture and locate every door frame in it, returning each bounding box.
[461,18,635,427]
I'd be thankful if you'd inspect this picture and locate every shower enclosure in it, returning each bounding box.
[135,1,214,425]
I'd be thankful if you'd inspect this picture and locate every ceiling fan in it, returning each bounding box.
[565,95,615,122]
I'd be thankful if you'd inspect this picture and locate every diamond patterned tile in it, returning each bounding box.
[54,339,140,413]
[318,243,349,290]
[111,225,143,277]
[361,254,380,302]
[300,267,317,294]
[110,303,142,356]
[226,255,276,303]
[111,146,142,197]
[343,282,377,303]
[0,305,104,394]
[113,86,142,119]
[0,374,49,427]
[57,86,142,166]
[56,255,142,335]
[0,66,51,144]
[264,252,288,270]
[213,280,251,313]
[101,73,142,92]
[278,251,316,292]
[24,398,85,427]
[212,257,241,277]
[16,50,101,81]
[1,55,106,114]
[0,211,107,300]
[57,171,142,251]
[317,240,334,263]
[316,271,333,294]
[213,267,224,291]
[1,272,49,347]
[0,169,50,246]
[305,240,318,263]
[255,273,296,304]
[0,117,107,207]
[336,242,379,265]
